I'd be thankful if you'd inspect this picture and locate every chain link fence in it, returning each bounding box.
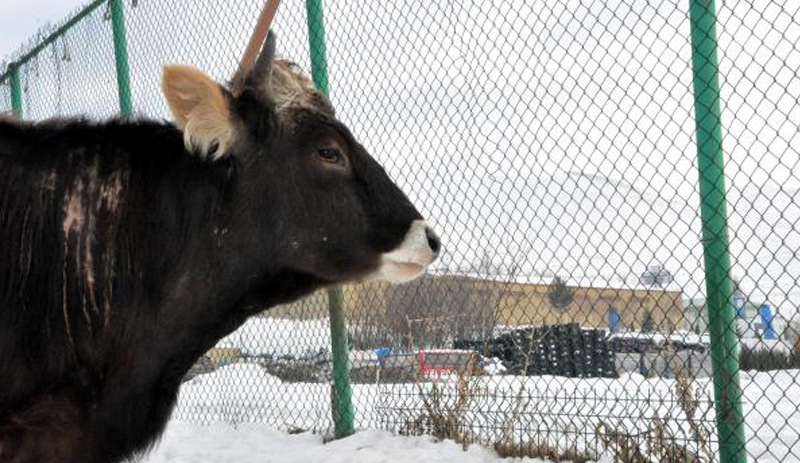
[2,1,800,461]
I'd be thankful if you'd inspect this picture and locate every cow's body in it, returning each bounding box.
[0,118,315,462]
[0,36,440,463]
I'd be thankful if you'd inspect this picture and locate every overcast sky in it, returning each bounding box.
[1,0,799,318]
[0,0,87,60]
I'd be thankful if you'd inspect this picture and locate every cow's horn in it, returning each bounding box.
[252,30,277,83]
[231,0,281,95]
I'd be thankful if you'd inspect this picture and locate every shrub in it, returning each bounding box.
[739,345,800,372]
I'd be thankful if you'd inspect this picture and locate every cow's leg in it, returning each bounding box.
[0,394,85,463]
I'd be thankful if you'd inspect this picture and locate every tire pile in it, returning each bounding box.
[453,323,616,378]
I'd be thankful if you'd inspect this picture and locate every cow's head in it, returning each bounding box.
[160,32,439,286]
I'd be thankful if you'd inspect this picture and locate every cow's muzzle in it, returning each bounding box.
[368,220,440,283]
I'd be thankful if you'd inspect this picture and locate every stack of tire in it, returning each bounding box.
[453,323,616,378]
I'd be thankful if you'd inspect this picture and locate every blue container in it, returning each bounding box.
[760,304,776,340]
[608,309,621,333]
[374,347,391,367]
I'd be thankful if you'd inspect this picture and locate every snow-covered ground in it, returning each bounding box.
[141,422,580,463]
[172,362,800,462]
[217,318,331,358]
[171,317,800,461]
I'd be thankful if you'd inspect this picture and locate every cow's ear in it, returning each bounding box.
[162,65,235,160]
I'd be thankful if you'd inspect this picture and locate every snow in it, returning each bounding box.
[176,317,800,462]
[141,422,563,463]
[217,318,332,358]
[171,362,800,462]
[610,330,710,346]
[174,363,331,430]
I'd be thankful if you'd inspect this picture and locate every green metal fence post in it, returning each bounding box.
[305,0,330,96]
[305,0,355,439]
[0,0,106,88]
[9,65,23,118]
[688,1,748,462]
[110,0,133,117]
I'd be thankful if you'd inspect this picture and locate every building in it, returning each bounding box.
[686,295,786,341]
[264,272,685,336]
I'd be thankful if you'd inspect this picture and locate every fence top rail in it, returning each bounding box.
[0,0,105,85]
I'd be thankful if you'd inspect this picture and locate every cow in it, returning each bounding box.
[0,32,440,463]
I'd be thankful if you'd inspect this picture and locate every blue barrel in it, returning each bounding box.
[760,304,776,340]
[608,309,621,333]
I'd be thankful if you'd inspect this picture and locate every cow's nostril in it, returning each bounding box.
[425,226,441,257]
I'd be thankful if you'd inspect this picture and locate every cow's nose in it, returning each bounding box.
[425,226,441,259]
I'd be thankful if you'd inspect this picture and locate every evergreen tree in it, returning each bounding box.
[547,276,575,324]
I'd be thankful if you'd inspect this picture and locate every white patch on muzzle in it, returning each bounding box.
[367,220,438,284]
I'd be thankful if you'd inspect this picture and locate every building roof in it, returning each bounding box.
[428,269,684,294]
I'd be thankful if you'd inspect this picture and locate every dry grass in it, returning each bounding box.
[400,363,713,462]
[403,371,479,449]
[397,320,715,462]
[400,316,478,448]
[491,327,596,461]
[595,423,651,463]
[403,369,598,461]
[494,441,594,462]
[401,318,598,461]
[597,342,714,463]
[673,363,712,462]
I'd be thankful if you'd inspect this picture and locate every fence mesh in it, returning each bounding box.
[2,0,800,461]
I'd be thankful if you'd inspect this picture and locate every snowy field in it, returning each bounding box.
[217,318,333,358]
[168,317,800,462]
[141,422,583,463]
[172,362,800,462]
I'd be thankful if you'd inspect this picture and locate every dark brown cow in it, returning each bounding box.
[0,32,439,463]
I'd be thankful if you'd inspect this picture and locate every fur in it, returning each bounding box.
[162,65,235,160]
[0,59,426,463]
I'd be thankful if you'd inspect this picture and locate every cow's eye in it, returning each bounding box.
[317,148,343,164]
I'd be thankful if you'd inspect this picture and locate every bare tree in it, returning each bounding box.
[382,275,499,349]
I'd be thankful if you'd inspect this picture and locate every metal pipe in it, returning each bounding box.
[0,0,106,85]
[306,0,330,94]
[305,0,354,439]
[326,286,354,438]
[110,0,133,117]
[689,1,748,461]
[10,65,23,118]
